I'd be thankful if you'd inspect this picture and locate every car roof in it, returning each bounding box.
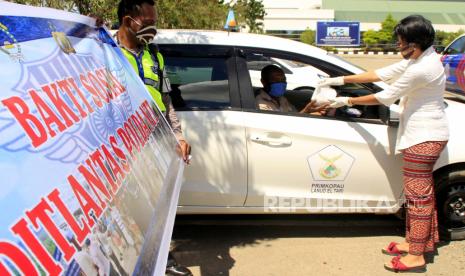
[155,29,327,57]
[154,29,368,82]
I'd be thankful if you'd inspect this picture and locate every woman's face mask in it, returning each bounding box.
[399,44,415,60]
[127,16,158,45]
[397,38,415,60]
[268,82,287,97]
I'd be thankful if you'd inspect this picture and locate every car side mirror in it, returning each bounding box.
[434,45,446,54]
[388,104,400,126]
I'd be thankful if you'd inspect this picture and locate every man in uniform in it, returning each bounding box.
[116,0,191,161]
[116,1,192,275]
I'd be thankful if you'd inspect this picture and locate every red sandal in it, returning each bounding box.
[384,256,427,273]
[382,242,407,256]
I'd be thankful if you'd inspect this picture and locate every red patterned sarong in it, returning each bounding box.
[402,141,447,256]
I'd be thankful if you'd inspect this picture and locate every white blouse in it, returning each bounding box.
[374,46,449,152]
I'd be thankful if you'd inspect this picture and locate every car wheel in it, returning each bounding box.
[436,170,465,241]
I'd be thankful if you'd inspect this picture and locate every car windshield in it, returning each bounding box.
[327,53,367,72]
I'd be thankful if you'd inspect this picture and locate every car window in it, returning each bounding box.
[164,56,231,110]
[444,36,465,55]
[240,50,383,122]
[246,54,292,74]
[244,53,328,92]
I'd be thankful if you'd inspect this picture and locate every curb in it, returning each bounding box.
[332,51,401,55]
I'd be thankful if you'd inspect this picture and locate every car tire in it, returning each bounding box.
[436,170,465,241]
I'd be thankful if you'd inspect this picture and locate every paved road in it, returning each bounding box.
[339,54,402,72]
[170,55,465,276]
[171,215,465,276]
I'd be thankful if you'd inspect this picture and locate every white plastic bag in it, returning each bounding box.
[311,86,337,106]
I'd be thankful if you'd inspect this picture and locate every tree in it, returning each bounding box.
[6,0,117,25]
[156,0,228,29]
[436,29,465,46]
[362,14,398,48]
[6,0,229,29]
[380,14,397,43]
[233,0,266,33]
[74,0,118,24]
[300,28,315,45]
[7,0,74,11]
[362,30,380,46]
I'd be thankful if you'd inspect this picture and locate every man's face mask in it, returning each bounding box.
[127,16,157,45]
[268,82,287,97]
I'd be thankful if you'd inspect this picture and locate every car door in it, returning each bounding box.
[159,44,248,207]
[442,35,465,93]
[237,49,404,212]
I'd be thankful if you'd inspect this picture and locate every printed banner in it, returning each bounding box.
[0,2,184,276]
[316,21,360,46]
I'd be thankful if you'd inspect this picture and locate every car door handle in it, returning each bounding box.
[249,133,292,146]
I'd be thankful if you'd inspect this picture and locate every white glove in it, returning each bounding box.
[311,86,337,106]
[329,97,352,108]
[318,76,345,87]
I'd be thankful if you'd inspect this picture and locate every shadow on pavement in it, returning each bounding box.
[170,214,412,275]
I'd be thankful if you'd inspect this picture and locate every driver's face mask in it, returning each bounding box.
[267,82,287,97]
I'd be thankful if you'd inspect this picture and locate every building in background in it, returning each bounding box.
[261,0,465,36]
[262,0,333,33]
[323,0,465,32]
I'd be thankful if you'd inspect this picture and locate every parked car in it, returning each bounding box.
[155,30,465,240]
[441,34,465,95]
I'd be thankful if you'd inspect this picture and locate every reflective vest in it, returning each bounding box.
[122,47,166,112]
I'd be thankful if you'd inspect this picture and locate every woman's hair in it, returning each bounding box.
[394,15,435,51]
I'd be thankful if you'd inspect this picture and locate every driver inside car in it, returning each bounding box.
[256,65,330,115]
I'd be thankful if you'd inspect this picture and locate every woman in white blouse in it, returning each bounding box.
[319,15,449,273]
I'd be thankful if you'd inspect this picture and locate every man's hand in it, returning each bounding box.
[88,14,104,28]
[318,76,345,87]
[301,100,329,115]
[177,140,192,164]
[329,97,351,108]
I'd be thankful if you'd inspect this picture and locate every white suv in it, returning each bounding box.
[155,30,465,240]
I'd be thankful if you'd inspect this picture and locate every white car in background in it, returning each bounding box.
[155,30,465,240]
